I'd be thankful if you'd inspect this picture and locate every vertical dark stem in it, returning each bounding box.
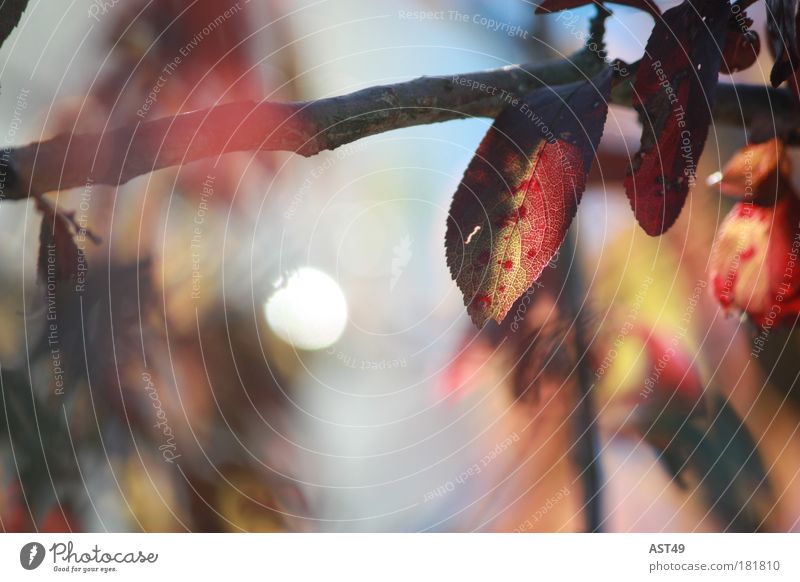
[561,231,603,533]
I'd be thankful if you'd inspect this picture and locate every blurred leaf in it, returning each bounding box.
[709,195,800,326]
[710,138,791,205]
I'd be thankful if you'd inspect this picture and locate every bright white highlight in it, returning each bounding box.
[706,171,723,187]
[264,267,348,350]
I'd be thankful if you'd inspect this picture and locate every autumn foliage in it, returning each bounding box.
[445,69,613,326]
[8,0,800,535]
[446,0,797,331]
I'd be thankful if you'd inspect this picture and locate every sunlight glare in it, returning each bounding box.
[264,267,348,350]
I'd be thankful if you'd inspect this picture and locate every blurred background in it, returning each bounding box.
[0,0,799,532]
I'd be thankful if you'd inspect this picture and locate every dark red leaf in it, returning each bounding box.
[446,68,613,327]
[766,0,800,87]
[721,28,760,74]
[624,0,730,236]
[535,0,660,19]
[37,211,84,284]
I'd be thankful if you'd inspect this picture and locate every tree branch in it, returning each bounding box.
[5,50,800,199]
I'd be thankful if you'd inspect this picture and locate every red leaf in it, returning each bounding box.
[535,0,660,19]
[38,211,84,284]
[624,0,730,235]
[721,27,760,75]
[446,69,613,327]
